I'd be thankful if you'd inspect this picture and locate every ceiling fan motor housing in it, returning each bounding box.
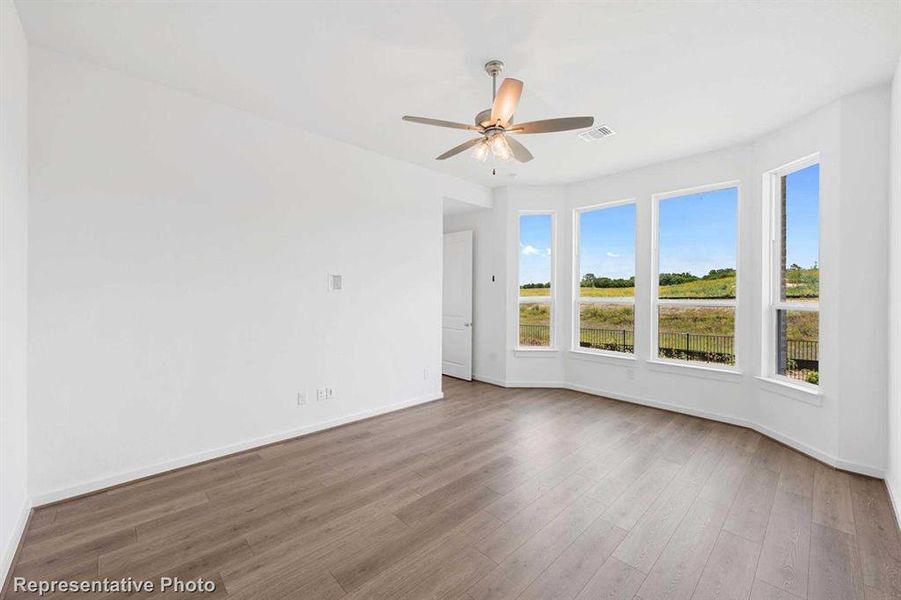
[475,109,512,129]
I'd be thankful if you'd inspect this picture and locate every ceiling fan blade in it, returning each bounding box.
[436,137,484,160]
[402,116,480,131]
[490,78,523,126]
[509,116,594,134]
[505,136,533,163]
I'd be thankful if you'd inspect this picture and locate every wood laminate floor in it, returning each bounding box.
[5,378,900,599]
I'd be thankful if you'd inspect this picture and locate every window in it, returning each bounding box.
[766,158,819,386]
[518,213,554,348]
[574,202,636,355]
[653,184,739,367]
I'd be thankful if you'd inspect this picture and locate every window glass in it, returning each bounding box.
[773,162,819,384]
[658,188,737,300]
[658,306,736,365]
[519,214,553,348]
[775,309,819,384]
[782,164,820,304]
[520,303,551,347]
[576,204,636,354]
[655,186,738,366]
[578,304,634,353]
[579,204,636,298]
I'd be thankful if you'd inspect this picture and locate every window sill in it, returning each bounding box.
[567,349,636,366]
[646,359,743,382]
[513,348,560,358]
[755,376,823,406]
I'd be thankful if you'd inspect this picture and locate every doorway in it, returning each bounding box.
[442,230,473,380]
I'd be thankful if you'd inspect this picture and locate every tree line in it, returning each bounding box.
[579,268,737,289]
[522,265,818,290]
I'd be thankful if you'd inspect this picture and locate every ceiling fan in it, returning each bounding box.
[402,60,594,163]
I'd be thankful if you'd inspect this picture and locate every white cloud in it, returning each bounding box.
[545,248,552,256]
[522,245,540,256]
[606,251,620,258]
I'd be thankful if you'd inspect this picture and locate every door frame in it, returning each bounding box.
[442,230,473,380]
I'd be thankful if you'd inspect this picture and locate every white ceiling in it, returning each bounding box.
[443,196,490,216]
[15,1,901,188]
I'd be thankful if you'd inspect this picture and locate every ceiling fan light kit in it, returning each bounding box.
[471,140,489,162]
[402,59,595,164]
[488,132,512,160]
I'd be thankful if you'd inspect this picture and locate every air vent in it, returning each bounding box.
[578,125,616,142]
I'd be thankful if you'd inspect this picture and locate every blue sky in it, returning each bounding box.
[785,163,819,269]
[658,187,737,276]
[520,169,819,286]
[519,214,552,285]
[579,203,636,281]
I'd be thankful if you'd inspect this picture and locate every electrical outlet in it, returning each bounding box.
[316,388,326,401]
[325,387,334,399]
[297,391,307,406]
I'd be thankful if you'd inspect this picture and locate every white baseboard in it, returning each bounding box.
[503,380,567,389]
[885,475,901,530]
[489,378,886,479]
[565,382,752,429]
[1,498,31,587]
[830,458,885,479]
[21,377,889,511]
[31,391,444,507]
[472,373,506,387]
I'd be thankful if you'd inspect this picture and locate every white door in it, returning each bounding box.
[442,230,473,380]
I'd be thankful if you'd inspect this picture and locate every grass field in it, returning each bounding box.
[520,269,818,351]
[520,303,738,335]
[521,291,817,340]
[520,269,818,301]
[520,270,818,379]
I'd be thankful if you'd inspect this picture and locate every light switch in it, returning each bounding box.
[328,273,343,291]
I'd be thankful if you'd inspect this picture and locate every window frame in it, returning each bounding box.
[516,210,557,351]
[571,199,638,358]
[650,180,742,372]
[761,153,820,390]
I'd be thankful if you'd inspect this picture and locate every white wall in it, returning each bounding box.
[888,56,901,515]
[0,0,31,581]
[742,87,888,473]
[566,145,757,426]
[750,98,845,464]
[465,85,892,476]
[501,185,568,386]
[834,88,890,470]
[27,48,489,502]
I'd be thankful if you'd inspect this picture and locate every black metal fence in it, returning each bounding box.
[784,339,818,372]
[657,331,735,364]
[580,327,635,353]
[520,325,819,372]
[519,324,551,346]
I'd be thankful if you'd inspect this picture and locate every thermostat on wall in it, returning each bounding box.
[328,273,343,291]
